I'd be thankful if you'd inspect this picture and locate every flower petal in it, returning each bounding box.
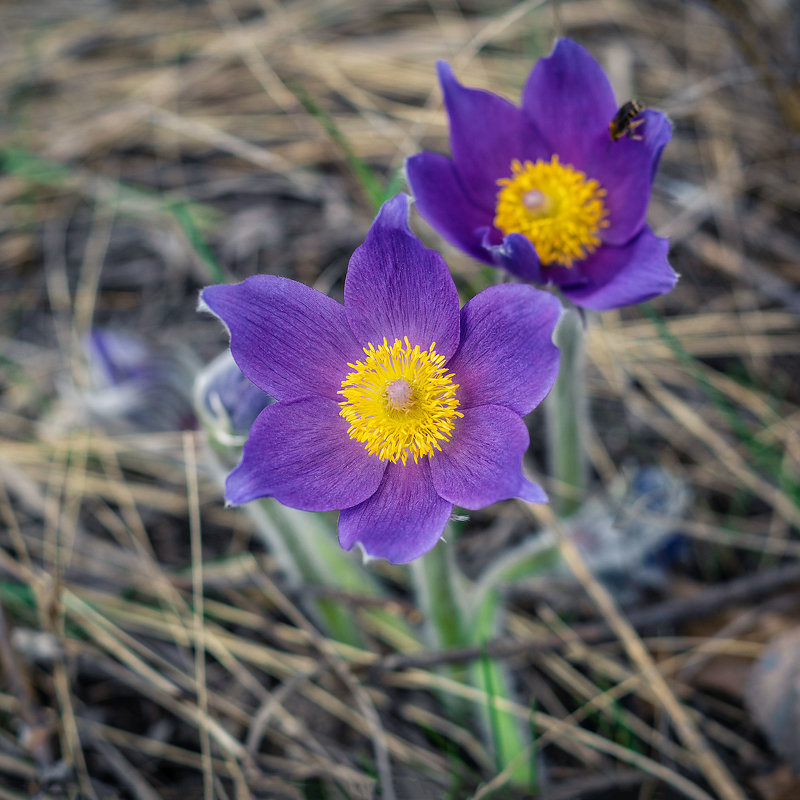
[589,110,672,245]
[338,459,452,563]
[521,38,617,165]
[481,230,544,283]
[226,396,386,511]
[405,152,494,262]
[201,277,361,402]
[195,350,274,437]
[431,405,545,510]
[437,61,549,208]
[345,194,460,360]
[562,228,677,311]
[518,478,548,504]
[446,284,561,415]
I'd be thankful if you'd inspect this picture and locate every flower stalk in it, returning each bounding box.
[194,352,414,647]
[410,527,467,653]
[412,526,536,786]
[546,307,588,516]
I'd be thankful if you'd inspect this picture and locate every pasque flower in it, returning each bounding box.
[406,38,677,310]
[200,194,560,563]
[194,350,274,448]
[75,329,195,432]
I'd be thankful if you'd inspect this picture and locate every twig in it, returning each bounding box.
[534,505,748,800]
[245,667,323,756]
[85,738,161,800]
[0,604,53,769]
[370,558,800,673]
[534,768,646,800]
[252,573,394,800]
[184,432,214,800]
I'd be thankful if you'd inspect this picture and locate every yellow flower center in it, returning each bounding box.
[494,156,609,267]
[338,337,462,465]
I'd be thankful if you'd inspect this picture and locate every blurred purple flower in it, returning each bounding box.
[194,350,274,446]
[200,194,561,563]
[82,329,195,432]
[406,39,677,310]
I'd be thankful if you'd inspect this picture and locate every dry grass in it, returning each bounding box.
[1,0,799,797]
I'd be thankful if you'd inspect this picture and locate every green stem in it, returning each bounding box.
[410,532,470,722]
[545,307,588,516]
[412,534,534,786]
[195,368,417,647]
[411,534,466,652]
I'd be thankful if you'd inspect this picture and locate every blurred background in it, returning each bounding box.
[1,0,799,798]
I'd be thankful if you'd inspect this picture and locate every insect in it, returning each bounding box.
[609,100,645,141]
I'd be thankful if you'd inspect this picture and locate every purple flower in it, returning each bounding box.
[79,329,196,432]
[200,194,561,563]
[195,350,274,440]
[406,38,677,311]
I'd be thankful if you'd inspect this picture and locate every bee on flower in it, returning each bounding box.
[609,99,646,141]
[406,39,677,310]
[200,195,561,563]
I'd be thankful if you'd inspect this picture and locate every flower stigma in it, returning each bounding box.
[522,189,550,212]
[338,337,462,465]
[494,155,609,267]
[385,379,413,409]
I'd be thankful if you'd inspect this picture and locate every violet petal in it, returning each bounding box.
[405,152,494,263]
[518,478,548,504]
[338,459,452,563]
[226,396,386,511]
[431,404,546,510]
[589,110,672,245]
[446,284,561,415]
[437,61,548,208]
[562,227,677,310]
[521,38,617,166]
[201,277,361,402]
[481,230,544,283]
[345,194,460,360]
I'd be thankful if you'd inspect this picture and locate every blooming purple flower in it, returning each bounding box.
[200,194,561,563]
[406,38,677,311]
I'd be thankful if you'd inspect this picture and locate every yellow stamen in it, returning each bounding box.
[494,155,609,267]
[338,337,462,465]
